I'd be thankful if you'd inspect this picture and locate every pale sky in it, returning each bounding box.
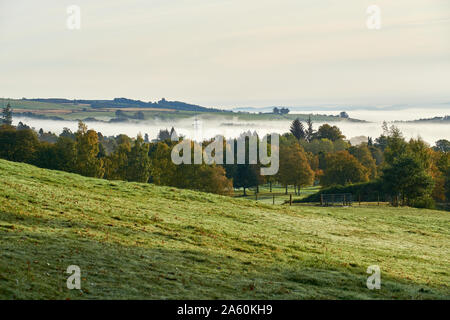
[1,0,449,108]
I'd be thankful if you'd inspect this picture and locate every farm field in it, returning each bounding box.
[0,159,449,300]
[2,98,359,122]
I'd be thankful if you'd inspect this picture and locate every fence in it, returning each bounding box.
[234,184,392,207]
[236,188,393,208]
[253,193,291,205]
[320,193,353,206]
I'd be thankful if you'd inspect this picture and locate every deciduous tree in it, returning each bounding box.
[74,122,105,178]
[278,143,314,194]
[316,124,344,142]
[382,154,434,207]
[320,151,368,187]
[126,135,151,182]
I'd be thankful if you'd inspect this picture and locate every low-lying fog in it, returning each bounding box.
[293,108,450,123]
[13,108,449,145]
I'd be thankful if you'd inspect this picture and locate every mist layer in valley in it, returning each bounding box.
[291,107,450,123]
[13,110,449,145]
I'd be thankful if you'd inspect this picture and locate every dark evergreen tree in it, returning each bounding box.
[290,119,305,140]
[157,129,171,141]
[305,116,315,142]
[1,103,12,126]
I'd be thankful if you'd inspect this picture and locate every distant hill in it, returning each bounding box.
[2,97,366,122]
[26,97,230,113]
[234,103,450,114]
[395,115,450,123]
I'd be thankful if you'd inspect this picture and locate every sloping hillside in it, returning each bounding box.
[0,159,448,299]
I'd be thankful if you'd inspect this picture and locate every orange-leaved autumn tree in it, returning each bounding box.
[277,143,314,194]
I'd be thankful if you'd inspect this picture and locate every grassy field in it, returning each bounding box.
[233,185,321,205]
[0,99,86,111]
[0,159,449,300]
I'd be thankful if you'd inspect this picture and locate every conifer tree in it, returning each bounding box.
[289,119,305,140]
[1,103,12,126]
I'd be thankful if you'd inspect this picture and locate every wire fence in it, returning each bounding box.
[233,185,393,207]
[320,193,353,206]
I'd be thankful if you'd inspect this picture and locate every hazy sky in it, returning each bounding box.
[1,0,449,108]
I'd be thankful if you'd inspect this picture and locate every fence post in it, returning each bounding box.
[256,193,258,201]
[289,194,292,206]
[377,193,380,206]
[273,194,275,205]
[343,194,346,206]
[320,194,323,206]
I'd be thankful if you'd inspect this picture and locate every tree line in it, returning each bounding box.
[1,104,449,208]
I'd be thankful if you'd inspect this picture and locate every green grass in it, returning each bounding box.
[0,159,449,300]
[233,185,321,204]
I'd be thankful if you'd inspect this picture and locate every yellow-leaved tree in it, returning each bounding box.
[74,121,104,178]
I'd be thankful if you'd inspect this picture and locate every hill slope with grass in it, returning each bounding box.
[0,159,449,299]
